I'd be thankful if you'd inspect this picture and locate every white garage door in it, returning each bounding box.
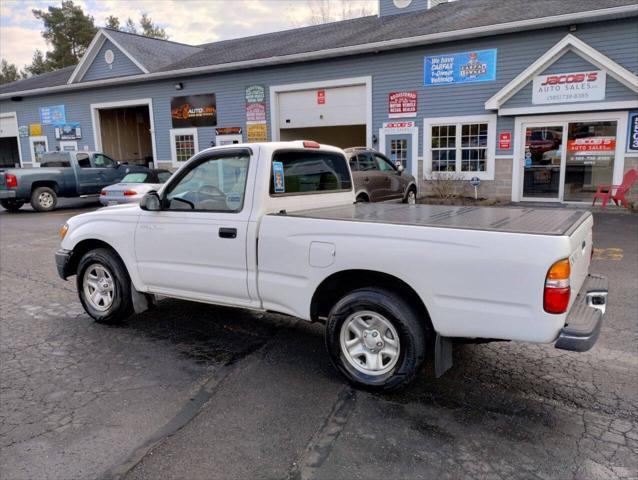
[0,115,19,138]
[278,84,366,129]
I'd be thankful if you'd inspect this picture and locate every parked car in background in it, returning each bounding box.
[100,170,172,206]
[0,151,150,212]
[344,147,417,204]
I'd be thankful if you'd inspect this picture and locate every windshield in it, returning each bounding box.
[121,173,150,183]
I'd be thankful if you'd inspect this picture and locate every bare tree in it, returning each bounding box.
[289,0,376,27]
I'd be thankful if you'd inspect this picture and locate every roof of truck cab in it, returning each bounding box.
[285,203,591,236]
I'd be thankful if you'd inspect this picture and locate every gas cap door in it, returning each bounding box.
[309,241,336,268]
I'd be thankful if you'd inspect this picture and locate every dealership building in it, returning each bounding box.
[1,0,637,203]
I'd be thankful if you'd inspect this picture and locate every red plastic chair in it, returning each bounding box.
[592,168,637,208]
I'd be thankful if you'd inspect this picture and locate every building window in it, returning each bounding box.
[170,128,199,165]
[425,115,496,179]
[28,136,48,165]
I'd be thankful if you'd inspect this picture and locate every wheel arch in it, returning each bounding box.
[67,239,128,281]
[355,191,369,202]
[31,180,59,194]
[310,269,434,333]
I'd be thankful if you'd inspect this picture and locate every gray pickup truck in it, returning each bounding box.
[0,151,150,212]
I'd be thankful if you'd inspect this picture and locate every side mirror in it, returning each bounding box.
[397,164,405,174]
[140,191,161,211]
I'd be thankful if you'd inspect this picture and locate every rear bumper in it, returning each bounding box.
[555,274,608,352]
[0,190,17,199]
[55,249,73,280]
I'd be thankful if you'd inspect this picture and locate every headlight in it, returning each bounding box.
[59,223,69,240]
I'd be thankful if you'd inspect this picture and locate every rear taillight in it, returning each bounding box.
[544,258,571,314]
[100,190,107,196]
[5,173,17,189]
[123,190,137,196]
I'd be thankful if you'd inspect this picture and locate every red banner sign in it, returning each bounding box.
[498,131,511,150]
[246,103,266,122]
[317,90,326,105]
[388,91,417,118]
[567,137,616,152]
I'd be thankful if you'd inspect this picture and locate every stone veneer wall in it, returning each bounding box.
[417,157,513,202]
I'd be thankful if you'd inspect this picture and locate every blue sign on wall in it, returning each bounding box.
[628,112,638,152]
[39,105,66,125]
[424,49,497,86]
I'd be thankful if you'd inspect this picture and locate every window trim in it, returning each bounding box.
[423,115,496,180]
[268,149,353,197]
[169,128,199,167]
[28,136,48,166]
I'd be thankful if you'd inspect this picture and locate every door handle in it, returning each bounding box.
[219,227,237,239]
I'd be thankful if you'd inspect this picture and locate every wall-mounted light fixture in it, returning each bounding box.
[569,24,577,32]
[372,134,378,144]
[174,82,184,90]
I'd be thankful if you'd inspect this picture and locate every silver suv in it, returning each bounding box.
[344,147,417,204]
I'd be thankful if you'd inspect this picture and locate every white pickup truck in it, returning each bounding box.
[56,141,607,391]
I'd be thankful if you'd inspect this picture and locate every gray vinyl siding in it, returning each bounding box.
[378,0,430,16]
[82,40,143,82]
[503,50,638,109]
[1,17,636,164]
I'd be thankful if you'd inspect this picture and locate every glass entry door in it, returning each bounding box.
[522,125,566,201]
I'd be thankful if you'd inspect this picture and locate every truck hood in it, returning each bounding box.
[66,203,140,228]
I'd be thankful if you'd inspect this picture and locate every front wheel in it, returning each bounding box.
[77,248,134,324]
[30,186,58,212]
[325,288,426,391]
[403,187,417,205]
[1,199,25,212]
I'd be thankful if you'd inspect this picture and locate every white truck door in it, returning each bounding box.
[134,150,254,306]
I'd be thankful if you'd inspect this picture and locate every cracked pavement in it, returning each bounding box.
[1,201,637,480]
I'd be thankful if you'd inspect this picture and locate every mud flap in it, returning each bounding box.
[131,286,154,314]
[434,334,453,378]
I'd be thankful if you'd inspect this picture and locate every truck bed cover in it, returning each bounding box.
[285,203,590,236]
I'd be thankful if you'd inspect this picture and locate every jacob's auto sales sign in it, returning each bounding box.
[533,70,606,104]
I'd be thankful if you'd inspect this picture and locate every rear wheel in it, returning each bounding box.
[77,248,134,324]
[0,199,25,212]
[403,186,417,204]
[325,287,426,391]
[30,186,57,212]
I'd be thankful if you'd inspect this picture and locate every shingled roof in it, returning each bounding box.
[1,0,636,96]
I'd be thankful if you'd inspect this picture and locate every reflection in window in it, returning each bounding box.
[166,154,250,211]
[431,125,456,172]
[431,123,488,173]
[270,150,351,195]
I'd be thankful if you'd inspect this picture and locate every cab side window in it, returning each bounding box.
[77,153,91,168]
[269,150,352,195]
[93,154,116,168]
[165,154,250,212]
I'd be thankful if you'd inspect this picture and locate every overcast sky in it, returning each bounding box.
[0,0,377,68]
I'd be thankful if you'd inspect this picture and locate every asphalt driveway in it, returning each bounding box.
[0,202,636,480]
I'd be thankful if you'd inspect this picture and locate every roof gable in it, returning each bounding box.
[485,33,638,111]
[81,38,144,82]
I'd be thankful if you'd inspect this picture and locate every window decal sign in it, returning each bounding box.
[171,94,217,127]
[628,112,638,152]
[272,161,285,193]
[424,49,497,86]
[532,70,606,104]
[388,91,417,118]
[39,105,66,125]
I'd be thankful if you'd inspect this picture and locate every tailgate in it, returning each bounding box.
[566,213,594,304]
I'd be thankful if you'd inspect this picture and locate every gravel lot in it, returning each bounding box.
[1,201,636,480]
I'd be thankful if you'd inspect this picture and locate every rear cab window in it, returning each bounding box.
[270,150,352,196]
[40,152,71,167]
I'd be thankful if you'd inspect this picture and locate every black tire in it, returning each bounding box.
[356,194,369,203]
[0,199,25,212]
[76,248,134,324]
[30,186,58,212]
[403,186,417,204]
[325,287,426,391]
